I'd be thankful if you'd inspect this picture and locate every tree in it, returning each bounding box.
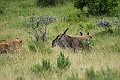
[25,14,56,42]
[74,0,119,15]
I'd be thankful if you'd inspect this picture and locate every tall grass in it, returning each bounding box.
[0,0,120,80]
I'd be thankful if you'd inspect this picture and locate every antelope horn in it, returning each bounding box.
[63,28,69,34]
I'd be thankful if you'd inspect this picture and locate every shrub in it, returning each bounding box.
[85,66,95,80]
[85,66,119,80]
[37,0,64,7]
[57,52,71,69]
[0,7,4,14]
[74,0,119,15]
[42,58,51,71]
[16,76,25,80]
[25,14,56,42]
[28,42,36,52]
[111,42,120,53]
[30,58,51,73]
[30,63,43,73]
[66,73,79,80]
[28,40,52,53]
[85,23,96,31]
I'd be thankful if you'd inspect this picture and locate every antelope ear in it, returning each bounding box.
[80,32,83,36]
[87,32,89,35]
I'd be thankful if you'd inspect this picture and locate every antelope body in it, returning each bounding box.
[58,28,83,52]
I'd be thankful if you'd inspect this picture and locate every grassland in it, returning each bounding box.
[0,0,120,80]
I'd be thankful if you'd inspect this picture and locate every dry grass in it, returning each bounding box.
[0,0,120,80]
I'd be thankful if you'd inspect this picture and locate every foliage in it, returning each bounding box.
[111,42,120,53]
[30,58,51,73]
[85,66,95,80]
[85,66,118,80]
[66,73,79,80]
[0,7,4,14]
[74,0,119,15]
[25,14,56,42]
[28,42,36,52]
[85,23,96,31]
[37,0,64,7]
[16,76,25,80]
[30,63,43,73]
[57,52,71,69]
[28,40,52,53]
[42,58,51,71]
[74,0,88,10]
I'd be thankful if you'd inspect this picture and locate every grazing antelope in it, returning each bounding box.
[59,28,83,52]
[52,34,66,49]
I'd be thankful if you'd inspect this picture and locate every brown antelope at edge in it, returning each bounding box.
[0,40,10,54]
[52,34,66,49]
[70,32,92,47]
[70,32,92,40]
[59,28,83,52]
[8,38,22,52]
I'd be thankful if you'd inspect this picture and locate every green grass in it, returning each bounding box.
[0,0,120,80]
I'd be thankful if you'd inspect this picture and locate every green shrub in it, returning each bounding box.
[85,66,119,80]
[111,42,120,53]
[66,73,79,80]
[37,0,64,7]
[85,23,96,31]
[57,52,71,69]
[42,58,51,71]
[85,66,95,80]
[28,40,52,53]
[30,63,43,73]
[74,0,119,15]
[28,42,36,52]
[30,58,51,73]
[16,76,25,80]
[0,7,4,14]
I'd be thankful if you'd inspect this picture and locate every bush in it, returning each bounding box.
[85,66,95,80]
[37,0,64,7]
[42,58,51,71]
[16,76,25,80]
[25,14,56,42]
[57,52,71,69]
[30,63,43,73]
[28,40,52,53]
[85,66,119,80]
[85,23,96,31]
[74,0,119,15]
[66,73,79,80]
[30,58,51,73]
[111,42,120,53]
[28,42,36,52]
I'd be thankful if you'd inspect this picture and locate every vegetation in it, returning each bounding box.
[25,14,56,42]
[0,0,120,80]
[57,52,71,69]
[30,58,51,73]
[74,0,119,15]
[37,0,65,7]
[85,66,119,80]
